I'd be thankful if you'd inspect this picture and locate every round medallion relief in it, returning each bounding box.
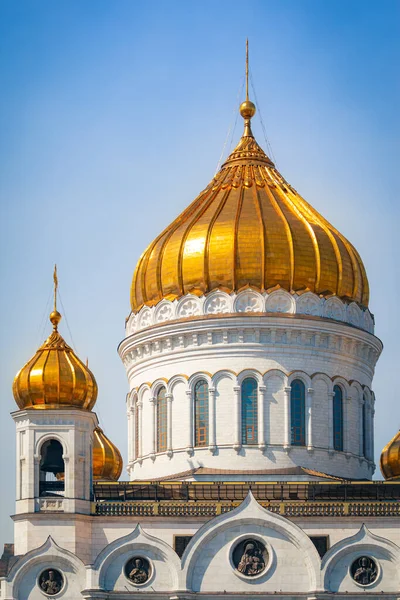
[124,556,151,585]
[38,568,64,596]
[350,556,378,586]
[232,539,268,577]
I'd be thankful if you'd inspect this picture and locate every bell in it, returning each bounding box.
[40,440,64,475]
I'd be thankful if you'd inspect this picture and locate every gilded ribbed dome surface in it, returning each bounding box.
[131,115,368,313]
[380,430,400,480]
[93,426,123,481]
[13,311,98,410]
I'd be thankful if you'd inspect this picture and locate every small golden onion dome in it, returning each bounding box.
[92,426,123,481]
[380,429,400,480]
[13,311,98,410]
[130,103,369,312]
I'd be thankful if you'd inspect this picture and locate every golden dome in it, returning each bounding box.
[380,429,400,480]
[130,109,369,313]
[13,310,98,411]
[93,426,123,481]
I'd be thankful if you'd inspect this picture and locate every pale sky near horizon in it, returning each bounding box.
[0,0,399,551]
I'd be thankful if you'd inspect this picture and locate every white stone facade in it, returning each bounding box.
[12,409,98,517]
[2,494,400,599]
[119,303,382,481]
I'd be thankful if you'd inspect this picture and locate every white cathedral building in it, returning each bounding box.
[1,59,400,600]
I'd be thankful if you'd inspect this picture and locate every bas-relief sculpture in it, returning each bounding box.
[125,556,151,585]
[39,569,63,595]
[233,539,267,577]
[351,556,378,586]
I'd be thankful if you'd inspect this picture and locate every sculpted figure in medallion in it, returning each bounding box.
[39,569,63,595]
[351,556,377,585]
[236,540,266,576]
[125,557,150,584]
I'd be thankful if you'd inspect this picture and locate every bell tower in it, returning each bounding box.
[11,267,99,517]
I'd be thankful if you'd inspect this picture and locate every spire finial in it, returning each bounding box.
[239,39,256,136]
[246,38,249,101]
[50,264,62,331]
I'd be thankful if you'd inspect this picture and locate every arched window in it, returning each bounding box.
[39,439,65,495]
[241,378,258,444]
[362,398,367,458]
[194,380,209,447]
[156,387,167,452]
[291,379,305,446]
[333,385,343,451]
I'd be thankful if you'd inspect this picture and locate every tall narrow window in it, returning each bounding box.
[241,378,258,444]
[157,387,167,452]
[333,385,343,451]
[194,380,209,447]
[362,400,367,458]
[291,379,306,446]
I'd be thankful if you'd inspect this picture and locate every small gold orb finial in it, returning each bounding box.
[50,310,62,330]
[240,100,256,120]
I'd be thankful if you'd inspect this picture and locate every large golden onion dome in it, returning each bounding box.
[92,426,123,481]
[13,309,98,411]
[130,60,368,313]
[380,430,400,480]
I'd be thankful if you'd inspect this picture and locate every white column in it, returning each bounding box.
[258,385,266,449]
[185,390,193,455]
[149,397,156,456]
[233,385,241,451]
[371,406,375,463]
[359,398,364,457]
[208,387,216,454]
[284,386,291,450]
[306,387,314,451]
[344,395,351,455]
[166,393,173,457]
[328,391,335,452]
[137,400,143,459]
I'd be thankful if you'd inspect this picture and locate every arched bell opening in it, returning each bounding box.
[39,439,65,497]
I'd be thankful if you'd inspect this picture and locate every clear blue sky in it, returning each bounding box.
[0,1,399,550]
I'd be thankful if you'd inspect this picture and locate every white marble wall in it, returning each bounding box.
[3,495,400,599]
[120,312,381,480]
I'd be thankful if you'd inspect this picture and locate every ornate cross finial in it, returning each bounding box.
[246,38,249,101]
[50,264,62,331]
[239,39,256,136]
[53,264,58,312]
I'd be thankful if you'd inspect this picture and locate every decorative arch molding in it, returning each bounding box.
[137,382,151,403]
[35,433,69,458]
[322,524,400,592]
[211,369,237,387]
[311,372,334,393]
[5,536,85,597]
[236,368,263,385]
[182,492,321,591]
[287,370,312,388]
[349,380,364,402]
[188,371,212,389]
[150,378,169,397]
[263,368,287,387]
[92,524,181,590]
[167,374,189,394]
[331,376,351,396]
[126,291,374,335]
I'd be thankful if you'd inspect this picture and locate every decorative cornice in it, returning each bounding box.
[126,289,374,336]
